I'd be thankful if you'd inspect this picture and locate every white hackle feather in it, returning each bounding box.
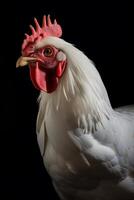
[37,36,113,133]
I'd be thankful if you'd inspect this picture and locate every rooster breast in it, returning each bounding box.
[43,108,91,176]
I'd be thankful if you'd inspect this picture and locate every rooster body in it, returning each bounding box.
[36,37,134,200]
[38,107,134,200]
[17,17,134,200]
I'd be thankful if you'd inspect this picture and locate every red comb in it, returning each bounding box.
[22,15,62,50]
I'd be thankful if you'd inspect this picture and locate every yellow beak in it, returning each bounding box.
[16,56,37,68]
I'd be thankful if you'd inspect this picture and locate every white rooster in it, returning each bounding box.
[16,16,134,200]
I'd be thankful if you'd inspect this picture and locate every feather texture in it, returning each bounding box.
[36,37,134,199]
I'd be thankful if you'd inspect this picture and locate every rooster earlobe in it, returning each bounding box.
[56,51,66,61]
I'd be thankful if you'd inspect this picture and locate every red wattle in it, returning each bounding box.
[56,62,62,77]
[56,61,66,78]
[29,61,66,93]
[29,62,47,91]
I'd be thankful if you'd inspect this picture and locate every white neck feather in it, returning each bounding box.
[37,37,113,133]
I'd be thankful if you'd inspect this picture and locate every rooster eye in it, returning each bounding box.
[43,47,53,57]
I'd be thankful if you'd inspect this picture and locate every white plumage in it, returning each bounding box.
[36,37,134,200]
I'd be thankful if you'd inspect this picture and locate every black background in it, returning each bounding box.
[1,0,133,199]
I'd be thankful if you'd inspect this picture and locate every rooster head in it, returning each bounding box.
[16,15,67,93]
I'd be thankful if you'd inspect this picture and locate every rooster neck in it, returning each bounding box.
[39,87,112,135]
[37,37,114,132]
